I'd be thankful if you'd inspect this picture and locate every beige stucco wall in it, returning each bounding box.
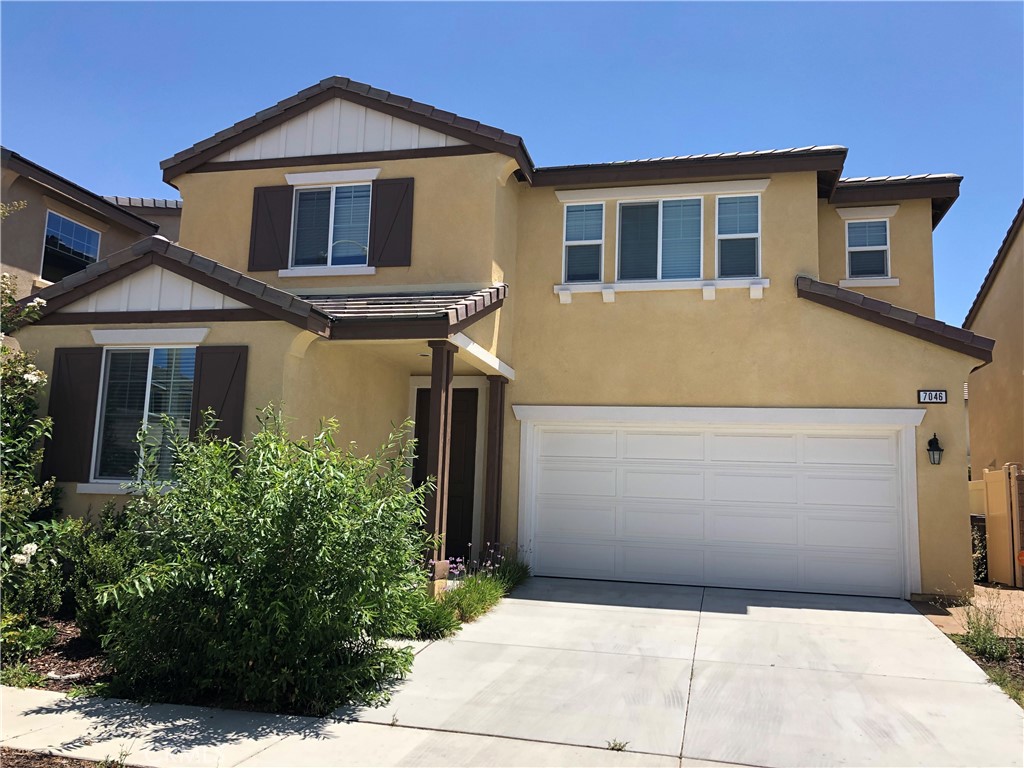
[15,320,413,520]
[968,225,1024,472]
[503,170,978,595]
[817,198,936,316]
[1,172,145,298]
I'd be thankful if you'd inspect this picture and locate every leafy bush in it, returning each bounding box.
[494,549,531,591]
[972,526,988,583]
[0,662,46,688]
[441,574,506,623]
[1,612,56,663]
[410,591,462,640]
[99,410,431,715]
[962,595,1010,661]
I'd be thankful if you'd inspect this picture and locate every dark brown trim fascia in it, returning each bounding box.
[830,177,962,228]
[2,147,159,235]
[191,145,490,175]
[795,276,994,363]
[482,375,507,547]
[964,198,1024,329]
[449,295,503,335]
[531,149,848,188]
[329,318,450,340]
[36,309,273,326]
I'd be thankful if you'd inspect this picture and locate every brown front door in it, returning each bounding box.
[413,387,478,562]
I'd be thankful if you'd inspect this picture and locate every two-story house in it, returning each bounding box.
[15,77,993,600]
[1,148,183,297]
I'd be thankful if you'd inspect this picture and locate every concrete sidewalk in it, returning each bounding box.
[0,686,678,768]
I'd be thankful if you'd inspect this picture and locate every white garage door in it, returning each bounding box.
[525,423,908,598]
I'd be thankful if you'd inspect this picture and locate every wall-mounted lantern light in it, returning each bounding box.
[926,433,944,465]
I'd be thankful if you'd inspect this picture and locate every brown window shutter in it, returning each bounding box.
[42,347,103,483]
[368,178,414,267]
[248,186,294,271]
[190,346,249,443]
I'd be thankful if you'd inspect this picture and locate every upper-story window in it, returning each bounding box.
[291,183,372,267]
[846,220,889,278]
[618,199,702,281]
[563,204,603,282]
[42,211,100,283]
[716,195,760,278]
[93,346,196,482]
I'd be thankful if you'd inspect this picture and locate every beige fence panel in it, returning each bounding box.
[984,464,1024,587]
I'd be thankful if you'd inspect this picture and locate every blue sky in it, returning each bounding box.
[2,2,1021,324]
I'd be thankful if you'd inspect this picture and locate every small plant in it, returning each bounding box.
[961,592,1009,661]
[1,611,56,664]
[412,592,462,640]
[0,662,45,688]
[68,682,112,699]
[441,573,506,623]
[98,747,131,768]
[494,548,531,591]
[971,526,988,583]
[606,739,629,751]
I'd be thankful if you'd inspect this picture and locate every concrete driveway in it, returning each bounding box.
[359,577,1024,767]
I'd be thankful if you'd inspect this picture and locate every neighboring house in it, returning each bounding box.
[965,200,1024,473]
[103,197,183,243]
[15,77,994,600]
[0,148,183,297]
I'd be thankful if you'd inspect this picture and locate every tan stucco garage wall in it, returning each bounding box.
[817,198,935,317]
[968,228,1024,472]
[502,171,979,595]
[15,321,413,520]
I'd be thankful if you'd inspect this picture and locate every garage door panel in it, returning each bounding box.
[711,434,797,464]
[621,505,704,540]
[804,474,896,508]
[804,435,895,466]
[539,430,617,459]
[804,515,900,550]
[705,550,801,591]
[803,555,902,595]
[711,472,798,504]
[618,544,704,583]
[622,469,704,500]
[535,502,616,537]
[707,510,798,546]
[624,432,703,461]
[535,540,616,578]
[539,465,616,496]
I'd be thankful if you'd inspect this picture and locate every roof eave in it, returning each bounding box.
[964,198,1024,329]
[829,177,963,229]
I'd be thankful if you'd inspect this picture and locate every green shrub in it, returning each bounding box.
[99,410,431,715]
[493,549,530,591]
[962,596,1010,661]
[441,574,506,623]
[0,662,45,688]
[972,526,988,583]
[410,591,462,640]
[1,612,56,664]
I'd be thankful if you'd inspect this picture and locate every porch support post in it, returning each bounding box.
[425,340,457,588]
[483,375,508,551]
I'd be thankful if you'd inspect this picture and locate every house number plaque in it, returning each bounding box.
[917,390,948,404]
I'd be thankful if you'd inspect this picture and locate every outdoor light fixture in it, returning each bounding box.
[926,433,944,465]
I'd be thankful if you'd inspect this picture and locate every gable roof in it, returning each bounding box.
[160,76,534,183]
[796,275,994,362]
[964,198,1024,328]
[2,147,158,235]
[21,236,506,341]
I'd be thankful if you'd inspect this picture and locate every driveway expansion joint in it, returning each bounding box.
[678,587,706,759]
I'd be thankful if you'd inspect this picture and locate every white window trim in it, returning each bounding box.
[836,204,899,221]
[288,182,373,270]
[284,168,380,186]
[39,210,102,279]
[615,197,703,283]
[839,277,901,288]
[90,328,209,345]
[553,278,769,303]
[562,202,604,284]
[89,345,197,484]
[555,178,770,204]
[715,194,761,279]
[845,218,891,280]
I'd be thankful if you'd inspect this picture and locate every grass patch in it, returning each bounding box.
[947,587,1024,707]
[67,682,112,699]
[442,574,506,623]
[1,662,46,688]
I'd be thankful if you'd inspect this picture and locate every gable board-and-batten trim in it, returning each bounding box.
[90,328,210,345]
[511,405,926,427]
[56,265,250,314]
[211,97,468,164]
[450,332,516,381]
[555,178,771,204]
[285,169,380,186]
[836,205,900,220]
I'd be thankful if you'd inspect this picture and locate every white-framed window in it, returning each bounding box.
[846,219,890,278]
[92,346,196,482]
[41,210,101,283]
[617,198,702,281]
[291,183,372,268]
[563,203,604,283]
[716,195,760,278]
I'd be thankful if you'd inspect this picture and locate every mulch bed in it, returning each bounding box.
[25,619,110,693]
[0,748,102,768]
